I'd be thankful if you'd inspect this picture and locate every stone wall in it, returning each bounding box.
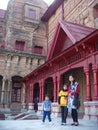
[0,15,6,46]
[0,50,45,78]
[48,0,98,47]
[5,0,47,52]
[0,0,47,110]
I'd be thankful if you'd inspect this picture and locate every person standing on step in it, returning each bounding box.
[34,97,39,112]
[67,75,80,126]
[58,84,68,125]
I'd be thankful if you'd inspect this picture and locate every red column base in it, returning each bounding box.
[94,96,98,101]
[86,97,92,101]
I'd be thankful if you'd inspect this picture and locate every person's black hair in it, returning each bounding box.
[62,84,68,91]
[45,94,50,98]
[69,74,76,85]
[63,84,68,88]
[69,74,74,78]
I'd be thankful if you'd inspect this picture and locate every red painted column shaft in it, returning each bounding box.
[57,75,61,97]
[41,80,44,101]
[30,84,34,103]
[24,86,27,103]
[24,82,28,103]
[92,66,98,101]
[84,68,92,101]
[39,82,42,102]
[53,77,57,102]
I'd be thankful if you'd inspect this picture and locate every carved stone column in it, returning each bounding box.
[1,76,6,104]
[7,79,12,106]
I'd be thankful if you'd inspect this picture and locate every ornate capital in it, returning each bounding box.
[84,67,90,74]
[92,65,97,72]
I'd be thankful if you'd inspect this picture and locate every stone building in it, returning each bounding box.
[0,0,47,111]
[0,0,98,122]
[22,0,98,122]
[41,0,98,47]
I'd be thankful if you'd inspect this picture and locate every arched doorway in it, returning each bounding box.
[33,83,39,102]
[44,77,54,102]
[11,76,23,110]
[62,67,86,112]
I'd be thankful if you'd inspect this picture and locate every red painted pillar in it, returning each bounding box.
[57,74,61,97]
[24,82,28,103]
[92,65,98,101]
[41,80,45,101]
[53,76,57,102]
[24,86,27,103]
[29,84,34,103]
[39,81,42,102]
[84,68,92,101]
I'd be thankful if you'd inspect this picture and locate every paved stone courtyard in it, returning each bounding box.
[0,118,98,130]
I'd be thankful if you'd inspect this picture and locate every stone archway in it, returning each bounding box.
[33,83,39,102]
[44,77,54,102]
[62,67,86,112]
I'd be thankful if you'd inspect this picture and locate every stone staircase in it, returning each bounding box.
[5,110,41,120]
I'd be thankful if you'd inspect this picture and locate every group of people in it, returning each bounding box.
[42,75,80,126]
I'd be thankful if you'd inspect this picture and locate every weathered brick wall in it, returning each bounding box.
[48,0,98,47]
[0,0,47,80]
[0,50,45,108]
[5,0,47,52]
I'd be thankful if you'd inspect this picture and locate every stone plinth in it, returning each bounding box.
[84,101,98,123]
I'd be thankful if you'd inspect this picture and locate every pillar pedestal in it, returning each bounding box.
[28,103,34,110]
[22,103,26,109]
[37,102,60,117]
[84,101,98,123]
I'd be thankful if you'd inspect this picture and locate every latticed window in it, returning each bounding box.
[12,83,21,102]
[29,9,36,19]
[12,89,21,102]
[33,46,43,54]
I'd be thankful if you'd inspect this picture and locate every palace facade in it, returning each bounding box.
[0,0,98,121]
